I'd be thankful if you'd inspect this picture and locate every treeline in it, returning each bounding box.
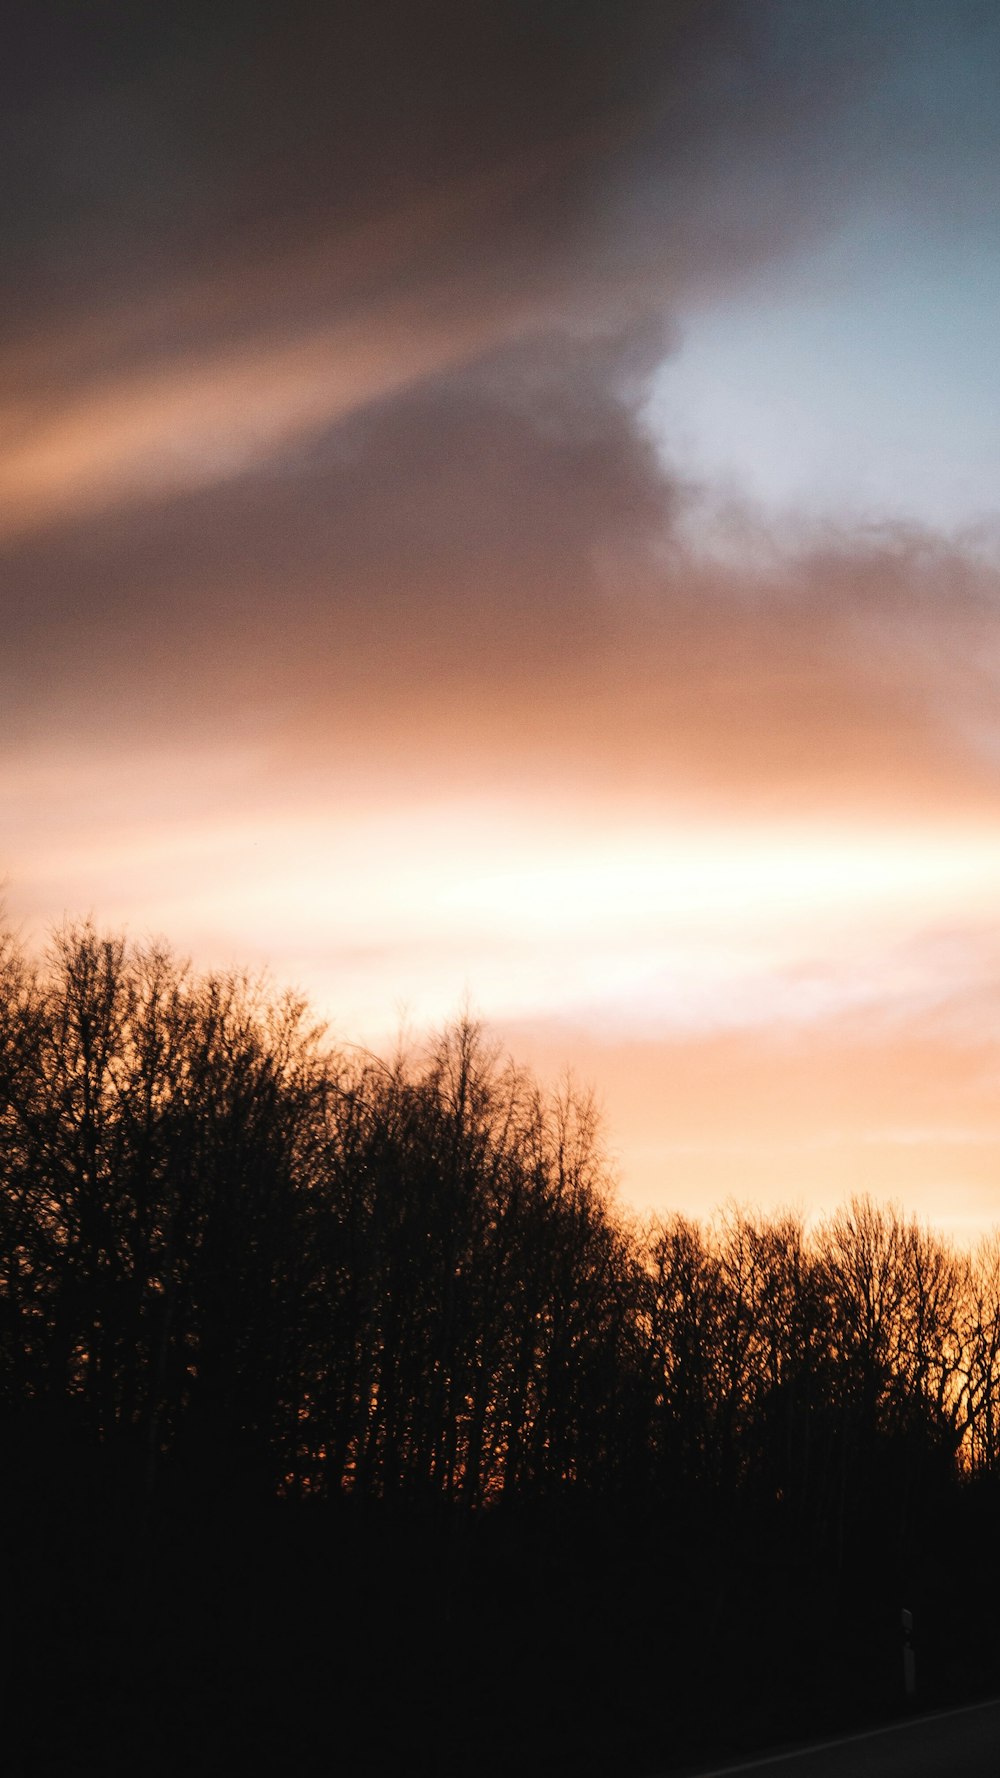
[4,922,1000,1773]
[4,921,1000,1511]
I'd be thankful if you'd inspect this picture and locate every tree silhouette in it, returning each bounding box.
[4,919,1000,1774]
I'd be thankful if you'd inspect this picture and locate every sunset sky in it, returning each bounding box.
[5,1,1000,1233]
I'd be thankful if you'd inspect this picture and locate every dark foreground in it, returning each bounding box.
[5,1472,1000,1778]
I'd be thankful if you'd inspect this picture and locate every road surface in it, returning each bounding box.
[673,1698,1000,1777]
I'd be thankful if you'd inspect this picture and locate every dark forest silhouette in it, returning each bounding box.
[4,921,1000,1774]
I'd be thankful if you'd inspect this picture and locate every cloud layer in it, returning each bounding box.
[5,2,1000,1226]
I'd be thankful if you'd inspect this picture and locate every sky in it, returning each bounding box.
[5,0,1000,1234]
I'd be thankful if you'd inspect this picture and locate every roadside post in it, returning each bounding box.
[901,1606,916,1702]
